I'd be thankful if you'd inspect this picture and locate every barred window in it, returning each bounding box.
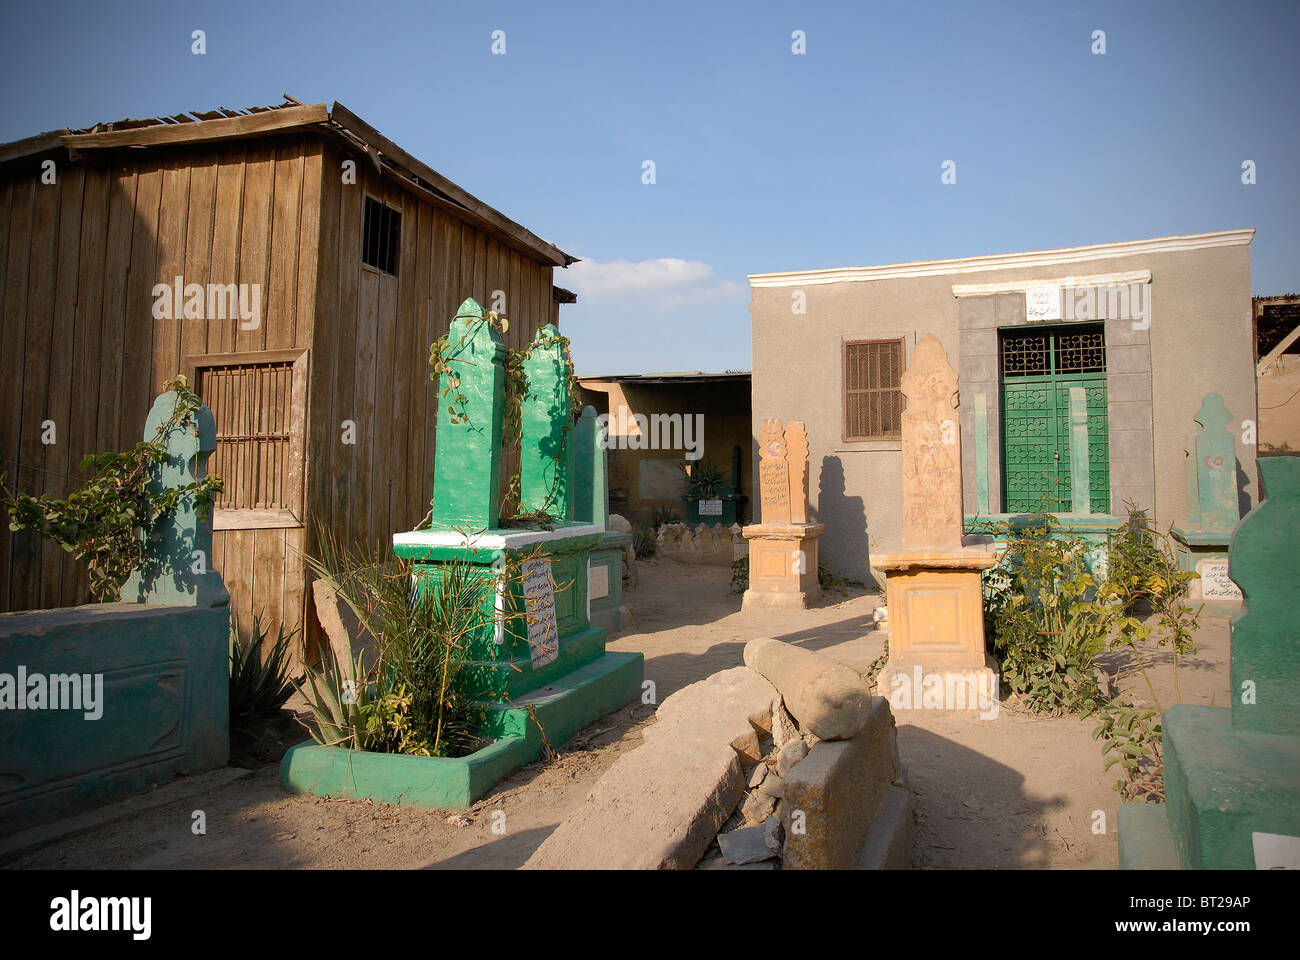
[362,196,401,275]
[189,350,308,529]
[843,339,904,441]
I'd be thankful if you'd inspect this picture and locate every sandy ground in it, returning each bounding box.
[8,554,1231,870]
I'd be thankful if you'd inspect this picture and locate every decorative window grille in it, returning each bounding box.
[843,339,904,440]
[189,350,308,529]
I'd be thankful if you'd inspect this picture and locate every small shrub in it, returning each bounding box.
[650,506,681,529]
[228,613,300,735]
[730,554,749,593]
[632,523,657,560]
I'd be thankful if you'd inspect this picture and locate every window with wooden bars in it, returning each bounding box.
[362,196,401,275]
[187,350,308,530]
[843,339,904,441]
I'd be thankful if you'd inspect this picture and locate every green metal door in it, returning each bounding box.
[1000,326,1110,514]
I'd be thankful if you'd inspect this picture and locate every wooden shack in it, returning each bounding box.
[0,99,578,655]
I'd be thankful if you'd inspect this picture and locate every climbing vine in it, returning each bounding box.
[428,312,582,526]
[0,375,224,601]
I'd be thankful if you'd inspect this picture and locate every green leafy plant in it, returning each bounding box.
[980,494,1202,800]
[229,613,300,736]
[299,526,495,758]
[730,554,749,594]
[650,506,681,529]
[683,459,725,499]
[0,375,223,600]
[632,523,658,560]
[981,505,1109,716]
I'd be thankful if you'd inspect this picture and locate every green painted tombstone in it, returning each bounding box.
[430,298,506,530]
[1188,393,1238,530]
[120,391,229,609]
[1120,456,1300,869]
[282,299,643,808]
[521,323,573,519]
[1172,394,1243,612]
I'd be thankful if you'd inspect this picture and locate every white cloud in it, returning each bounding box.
[565,255,745,308]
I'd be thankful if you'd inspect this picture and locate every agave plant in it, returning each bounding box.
[229,614,300,735]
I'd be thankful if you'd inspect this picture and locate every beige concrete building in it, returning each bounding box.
[748,230,1259,585]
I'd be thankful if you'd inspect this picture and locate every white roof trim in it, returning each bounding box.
[393,524,604,551]
[952,270,1152,297]
[747,229,1254,288]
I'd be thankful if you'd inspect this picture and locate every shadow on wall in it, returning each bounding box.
[1237,458,1252,519]
[815,455,877,590]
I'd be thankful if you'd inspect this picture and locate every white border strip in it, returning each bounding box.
[952,270,1152,297]
[747,229,1253,288]
[393,524,604,551]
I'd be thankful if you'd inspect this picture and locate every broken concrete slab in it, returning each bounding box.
[645,666,776,766]
[744,638,871,740]
[524,666,778,870]
[523,733,743,870]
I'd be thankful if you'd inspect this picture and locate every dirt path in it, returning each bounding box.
[8,555,1230,869]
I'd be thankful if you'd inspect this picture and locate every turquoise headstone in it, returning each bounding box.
[520,323,573,518]
[121,391,229,608]
[573,406,608,527]
[1189,394,1239,531]
[431,298,506,529]
[1228,457,1300,735]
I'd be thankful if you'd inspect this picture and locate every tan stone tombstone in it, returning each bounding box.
[743,418,824,609]
[873,334,998,712]
[786,421,810,525]
[758,419,792,526]
[899,336,962,550]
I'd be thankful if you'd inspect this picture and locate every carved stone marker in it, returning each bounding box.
[758,419,791,526]
[899,335,962,550]
[873,334,997,711]
[743,419,823,610]
[786,422,810,525]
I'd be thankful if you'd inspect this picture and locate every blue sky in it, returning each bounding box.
[1,0,1296,375]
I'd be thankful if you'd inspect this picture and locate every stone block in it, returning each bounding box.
[743,638,871,740]
[855,783,915,869]
[780,697,899,870]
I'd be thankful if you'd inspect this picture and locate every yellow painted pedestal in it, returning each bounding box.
[873,548,1000,712]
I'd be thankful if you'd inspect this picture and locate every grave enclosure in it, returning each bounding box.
[281,299,643,807]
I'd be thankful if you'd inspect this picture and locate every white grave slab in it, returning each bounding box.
[698,498,723,516]
[522,556,559,667]
[1198,559,1243,602]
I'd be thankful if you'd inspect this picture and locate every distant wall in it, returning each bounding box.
[750,236,1257,585]
[578,379,752,525]
[1259,355,1300,455]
